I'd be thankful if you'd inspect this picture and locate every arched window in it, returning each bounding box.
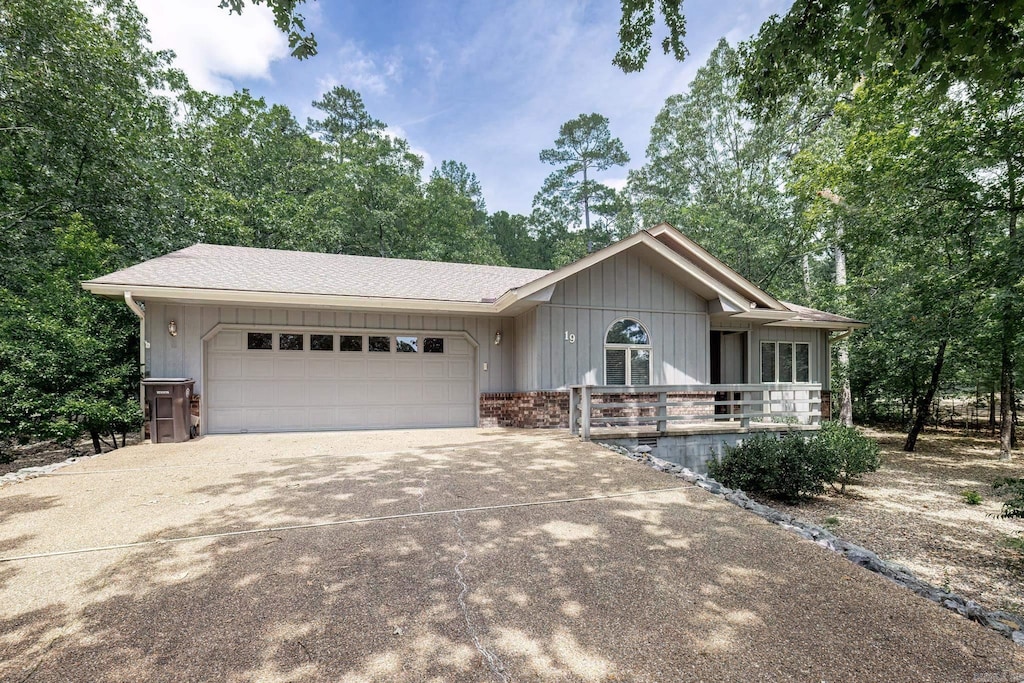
[605,318,651,386]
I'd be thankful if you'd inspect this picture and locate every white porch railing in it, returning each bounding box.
[568,383,823,441]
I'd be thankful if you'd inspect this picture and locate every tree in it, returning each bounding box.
[614,0,688,72]
[629,40,814,298]
[741,1,1024,112]
[487,211,543,269]
[538,113,629,234]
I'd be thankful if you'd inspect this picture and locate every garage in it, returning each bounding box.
[204,329,476,433]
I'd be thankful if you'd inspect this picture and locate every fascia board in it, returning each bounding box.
[81,282,501,315]
[763,319,869,330]
[646,222,786,311]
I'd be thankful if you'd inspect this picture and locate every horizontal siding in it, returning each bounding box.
[145,303,515,396]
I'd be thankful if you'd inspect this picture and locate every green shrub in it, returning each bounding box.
[708,423,882,501]
[708,432,838,501]
[960,489,982,505]
[993,478,1024,519]
[815,421,882,493]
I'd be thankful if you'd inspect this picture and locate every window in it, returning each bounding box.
[396,336,418,353]
[247,332,272,350]
[279,333,303,351]
[368,336,391,353]
[761,341,811,382]
[311,334,333,351]
[605,318,651,386]
[340,335,363,352]
[424,337,444,353]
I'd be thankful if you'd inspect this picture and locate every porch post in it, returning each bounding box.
[581,385,592,441]
[656,391,667,432]
[740,390,751,429]
[569,386,579,435]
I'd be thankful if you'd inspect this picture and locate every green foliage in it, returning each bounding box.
[741,0,1024,114]
[614,0,688,72]
[815,421,882,493]
[823,516,840,528]
[708,433,838,502]
[0,216,141,452]
[709,425,882,501]
[993,478,1024,519]
[960,489,983,506]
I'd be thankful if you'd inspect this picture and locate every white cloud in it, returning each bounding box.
[319,42,403,97]
[136,0,289,93]
[602,177,629,192]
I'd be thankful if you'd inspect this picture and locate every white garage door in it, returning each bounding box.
[205,330,476,433]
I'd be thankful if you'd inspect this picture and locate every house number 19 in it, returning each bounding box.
[564,331,576,343]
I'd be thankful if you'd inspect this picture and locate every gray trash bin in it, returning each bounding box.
[143,378,195,443]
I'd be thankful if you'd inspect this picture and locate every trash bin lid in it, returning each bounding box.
[142,378,194,384]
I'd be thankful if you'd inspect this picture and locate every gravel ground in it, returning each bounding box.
[772,428,1024,615]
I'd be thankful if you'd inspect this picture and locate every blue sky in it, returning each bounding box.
[137,0,790,215]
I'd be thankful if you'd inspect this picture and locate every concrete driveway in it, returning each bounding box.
[0,429,1020,682]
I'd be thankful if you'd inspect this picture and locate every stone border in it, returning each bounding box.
[0,450,104,488]
[601,442,1024,645]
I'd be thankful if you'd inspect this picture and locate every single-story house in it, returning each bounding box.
[82,223,862,435]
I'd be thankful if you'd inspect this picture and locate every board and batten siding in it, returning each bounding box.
[517,251,710,390]
[144,302,515,396]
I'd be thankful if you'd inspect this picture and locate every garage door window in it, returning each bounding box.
[369,336,391,352]
[340,335,362,352]
[247,332,272,350]
[424,337,444,353]
[311,334,333,351]
[397,336,417,352]
[279,333,303,351]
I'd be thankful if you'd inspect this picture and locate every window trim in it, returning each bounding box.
[760,340,811,383]
[604,318,653,386]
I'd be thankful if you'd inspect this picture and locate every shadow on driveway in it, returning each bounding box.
[0,429,1021,682]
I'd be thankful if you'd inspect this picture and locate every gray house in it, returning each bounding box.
[83,223,860,435]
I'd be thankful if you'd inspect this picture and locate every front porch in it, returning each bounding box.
[568,383,824,441]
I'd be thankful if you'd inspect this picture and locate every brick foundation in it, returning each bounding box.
[480,392,570,428]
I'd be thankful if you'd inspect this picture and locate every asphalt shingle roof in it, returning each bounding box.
[87,244,553,303]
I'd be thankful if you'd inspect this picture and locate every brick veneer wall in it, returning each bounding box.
[480,392,570,428]
[821,390,832,421]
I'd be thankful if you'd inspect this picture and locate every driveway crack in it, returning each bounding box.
[452,509,510,682]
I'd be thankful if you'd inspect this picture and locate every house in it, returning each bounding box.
[82,223,862,436]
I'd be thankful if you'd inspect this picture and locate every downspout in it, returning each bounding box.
[124,292,146,438]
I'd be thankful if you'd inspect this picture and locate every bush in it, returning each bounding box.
[960,489,983,505]
[708,432,838,501]
[708,422,882,501]
[993,478,1024,519]
[815,421,882,493]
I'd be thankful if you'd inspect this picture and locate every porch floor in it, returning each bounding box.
[584,421,820,439]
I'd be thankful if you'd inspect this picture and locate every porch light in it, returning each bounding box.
[494,330,502,345]
[168,320,178,337]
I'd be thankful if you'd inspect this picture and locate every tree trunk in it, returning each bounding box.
[834,240,853,426]
[1000,340,1013,459]
[904,337,948,452]
[1000,150,1019,459]
[582,164,591,232]
[90,429,102,455]
[801,253,812,298]
[990,384,997,435]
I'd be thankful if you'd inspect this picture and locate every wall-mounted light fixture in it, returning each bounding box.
[493,330,502,345]
[168,320,178,337]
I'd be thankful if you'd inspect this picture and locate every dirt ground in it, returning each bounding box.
[774,428,1024,615]
[0,434,142,477]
